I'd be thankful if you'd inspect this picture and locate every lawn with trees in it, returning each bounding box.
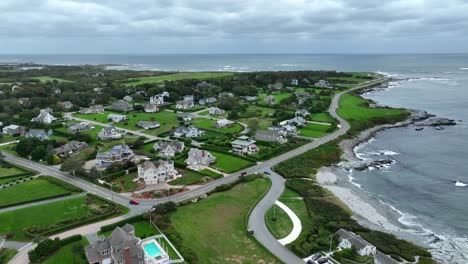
[124,72,234,86]
[299,122,335,138]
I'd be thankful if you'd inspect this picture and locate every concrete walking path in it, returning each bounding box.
[276,200,302,245]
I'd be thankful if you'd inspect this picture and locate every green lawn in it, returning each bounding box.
[0,248,17,264]
[0,134,19,144]
[310,113,335,123]
[193,117,243,134]
[168,170,206,186]
[42,237,89,264]
[0,164,27,178]
[169,178,280,263]
[73,111,114,124]
[111,172,139,192]
[124,72,234,86]
[337,94,409,134]
[31,76,73,83]
[258,92,292,103]
[299,123,333,138]
[123,111,179,135]
[0,178,73,208]
[209,151,255,173]
[0,197,91,241]
[199,169,223,179]
[266,188,312,246]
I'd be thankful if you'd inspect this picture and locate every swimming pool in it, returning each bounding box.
[143,242,162,257]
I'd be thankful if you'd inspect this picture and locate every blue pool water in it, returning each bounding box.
[143,242,162,257]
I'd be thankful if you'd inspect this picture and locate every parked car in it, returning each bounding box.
[317,257,328,264]
[241,171,247,176]
[263,171,271,175]
[311,253,322,261]
[307,260,314,264]
[129,200,140,205]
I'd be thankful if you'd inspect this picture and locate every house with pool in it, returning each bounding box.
[85,224,173,264]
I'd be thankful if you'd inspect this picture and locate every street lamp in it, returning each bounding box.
[149,207,156,229]
[99,179,114,202]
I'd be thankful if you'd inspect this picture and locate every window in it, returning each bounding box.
[101,249,109,255]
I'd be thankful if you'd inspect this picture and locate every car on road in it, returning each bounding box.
[129,200,140,205]
[241,171,247,176]
[263,171,271,175]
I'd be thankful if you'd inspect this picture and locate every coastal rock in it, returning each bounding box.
[414,117,457,127]
[343,159,395,171]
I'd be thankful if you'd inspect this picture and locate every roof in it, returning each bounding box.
[231,137,256,146]
[336,229,374,250]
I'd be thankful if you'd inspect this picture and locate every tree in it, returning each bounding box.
[61,157,86,176]
[247,119,259,133]
[30,145,46,161]
[89,166,101,180]
[46,153,61,165]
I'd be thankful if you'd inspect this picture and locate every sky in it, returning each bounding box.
[1,0,468,54]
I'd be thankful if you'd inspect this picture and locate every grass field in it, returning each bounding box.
[209,150,255,173]
[73,111,114,124]
[266,188,311,243]
[310,112,335,123]
[299,123,333,138]
[31,76,73,83]
[168,170,207,186]
[0,248,17,264]
[0,164,27,178]
[199,169,223,179]
[111,172,138,192]
[124,72,234,86]
[42,237,89,264]
[337,93,409,134]
[193,117,243,134]
[169,177,280,263]
[258,92,292,103]
[0,197,91,241]
[0,178,72,208]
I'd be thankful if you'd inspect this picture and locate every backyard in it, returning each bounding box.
[42,237,89,264]
[193,117,243,134]
[169,177,280,263]
[299,122,334,138]
[209,150,255,173]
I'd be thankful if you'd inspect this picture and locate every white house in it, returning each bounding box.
[214,119,233,128]
[31,109,57,124]
[208,107,225,115]
[178,113,194,122]
[144,103,159,113]
[136,120,160,129]
[263,95,276,105]
[291,79,299,86]
[2,124,26,136]
[173,126,204,138]
[269,125,298,137]
[137,160,180,185]
[314,79,332,88]
[95,145,134,167]
[153,140,185,157]
[107,114,127,123]
[185,148,216,167]
[150,92,169,105]
[255,130,287,144]
[280,116,306,127]
[79,104,104,114]
[336,229,377,256]
[231,136,258,155]
[176,95,195,109]
[98,126,122,140]
[295,109,310,117]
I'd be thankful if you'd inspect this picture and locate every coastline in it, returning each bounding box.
[317,80,458,252]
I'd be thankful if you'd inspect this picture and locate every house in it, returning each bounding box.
[153,140,185,158]
[136,120,160,129]
[214,119,233,128]
[123,95,133,102]
[98,126,122,140]
[198,98,206,106]
[208,107,225,115]
[336,229,377,256]
[219,92,234,98]
[287,116,307,127]
[178,112,194,122]
[96,145,134,167]
[302,78,310,84]
[269,125,298,137]
[79,104,104,114]
[267,82,284,91]
[231,136,258,155]
[149,92,169,105]
[255,130,287,144]
[85,224,171,264]
[2,125,26,136]
[263,95,276,105]
[25,129,52,141]
[295,109,310,117]
[137,160,180,185]
[144,103,159,113]
[111,100,133,112]
[291,79,299,86]
[53,88,61,94]
[196,81,212,88]
[53,141,89,156]
[200,97,217,105]
[314,79,332,88]
[242,96,258,102]
[67,122,92,134]
[172,126,204,138]
[185,148,216,166]
[107,114,127,123]
[17,98,30,106]
[176,95,195,109]
[59,101,74,110]
[93,87,103,93]
[31,109,57,124]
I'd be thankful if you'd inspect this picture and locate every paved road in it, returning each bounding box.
[247,77,388,264]
[6,77,387,264]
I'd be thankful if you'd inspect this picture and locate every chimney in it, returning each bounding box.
[124,247,131,264]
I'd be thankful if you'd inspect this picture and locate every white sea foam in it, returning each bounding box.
[459,67,468,70]
[455,181,468,187]
[376,71,399,77]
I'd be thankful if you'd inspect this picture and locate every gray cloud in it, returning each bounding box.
[0,0,467,53]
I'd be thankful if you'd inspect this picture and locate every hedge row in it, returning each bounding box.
[28,234,83,263]
[0,171,34,180]
[39,175,83,193]
[0,192,71,209]
[201,145,257,163]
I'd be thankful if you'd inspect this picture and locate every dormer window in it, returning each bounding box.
[101,249,109,255]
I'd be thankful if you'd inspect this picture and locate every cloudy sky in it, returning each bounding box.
[1,0,468,54]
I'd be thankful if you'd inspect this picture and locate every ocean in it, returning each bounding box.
[1,53,467,262]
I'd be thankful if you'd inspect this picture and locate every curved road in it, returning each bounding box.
[247,78,387,264]
[5,77,386,264]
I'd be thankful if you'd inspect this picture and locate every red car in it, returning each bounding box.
[241,171,247,176]
[129,200,140,205]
